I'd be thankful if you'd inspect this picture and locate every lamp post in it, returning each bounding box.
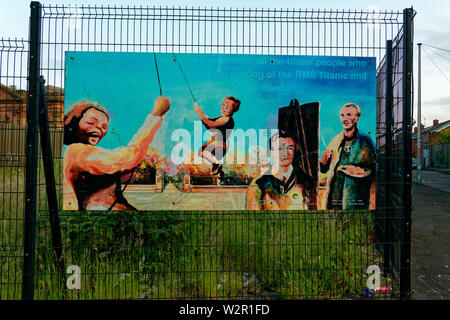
[417,43,422,184]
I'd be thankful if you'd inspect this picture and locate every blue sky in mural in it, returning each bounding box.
[64,52,376,161]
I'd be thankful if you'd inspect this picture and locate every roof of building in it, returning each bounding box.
[0,83,65,104]
[45,85,64,102]
[0,83,26,102]
[412,119,450,139]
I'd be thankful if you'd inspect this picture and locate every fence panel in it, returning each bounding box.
[0,38,29,300]
[375,8,414,299]
[431,144,450,168]
[0,3,414,300]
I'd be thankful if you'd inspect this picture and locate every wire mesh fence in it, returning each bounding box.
[32,210,390,300]
[0,38,29,300]
[375,9,414,299]
[0,3,414,300]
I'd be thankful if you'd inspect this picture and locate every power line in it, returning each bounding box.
[422,44,450,62]
[428,47,450,63]
[422,46,450,83]
[422,43,450,54]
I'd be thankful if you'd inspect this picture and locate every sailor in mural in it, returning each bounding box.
[320,103,376,210]
[246,130,315,210]
[63,96,170,210]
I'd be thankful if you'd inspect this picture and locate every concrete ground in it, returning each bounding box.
[411,169,450,300]
[414,168,450,193]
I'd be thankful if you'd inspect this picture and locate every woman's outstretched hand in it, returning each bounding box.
[152,96,171,117]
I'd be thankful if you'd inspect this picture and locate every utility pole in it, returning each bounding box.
[417,43,422,184]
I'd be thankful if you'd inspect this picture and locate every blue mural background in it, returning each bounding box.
[64,52,376,172]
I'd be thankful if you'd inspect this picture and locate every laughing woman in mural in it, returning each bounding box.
[63,96,170,210]
[193,96,241,182]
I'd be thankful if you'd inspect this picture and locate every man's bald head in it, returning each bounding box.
[339,103,360,134]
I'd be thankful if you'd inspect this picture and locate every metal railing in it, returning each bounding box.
[0,2,414,300]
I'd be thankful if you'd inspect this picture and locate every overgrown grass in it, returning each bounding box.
[1,164,397,300]
[1,165,25,300]
[30,211,394,300]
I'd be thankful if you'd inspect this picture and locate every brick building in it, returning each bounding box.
[1,83,64,166]
[412,119,450,167]
[0,83,64,127]
[0,83,27,125]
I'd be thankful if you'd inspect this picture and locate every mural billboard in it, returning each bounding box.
[63,52,376,211]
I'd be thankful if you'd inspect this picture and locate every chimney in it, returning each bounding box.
[414,127,417,133]
[433,119,439,126]
[421,124,425,131]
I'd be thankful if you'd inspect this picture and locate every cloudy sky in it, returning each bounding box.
[1,0,449,128]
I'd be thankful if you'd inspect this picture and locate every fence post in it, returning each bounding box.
[22,1,42,300]
[400,7,414,300]
[38,76,65,286]
[384,40,393,275]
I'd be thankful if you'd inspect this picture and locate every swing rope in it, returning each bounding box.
[172,53,197,103]
[154,53,163,96]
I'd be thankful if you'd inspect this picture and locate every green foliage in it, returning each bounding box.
[122,165,156,185]
[221,170,251,185]
[437,148,446,165]
[28,210,393,300]
[438,131,450,145]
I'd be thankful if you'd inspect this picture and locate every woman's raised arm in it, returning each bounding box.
[65,96,170,176]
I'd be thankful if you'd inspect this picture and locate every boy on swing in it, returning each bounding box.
[193,96,241,182]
